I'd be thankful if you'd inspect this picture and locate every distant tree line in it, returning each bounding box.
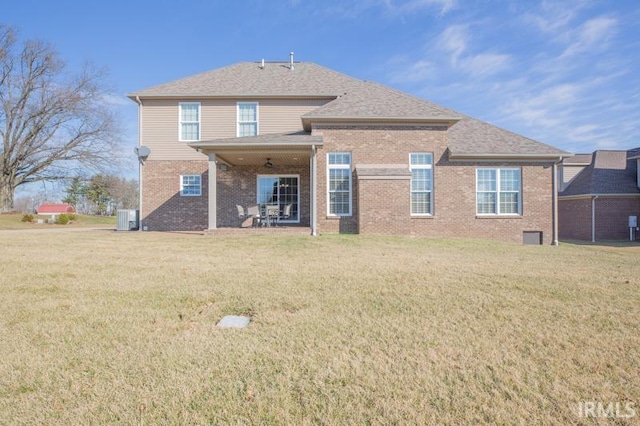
[62,174,138,215]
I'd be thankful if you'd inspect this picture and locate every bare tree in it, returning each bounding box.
[0,25,121,212]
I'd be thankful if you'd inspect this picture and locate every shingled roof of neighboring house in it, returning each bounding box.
[562,153,592,165]
[560,149,640,196]
[129,61,569,158]
[36,203,76,214]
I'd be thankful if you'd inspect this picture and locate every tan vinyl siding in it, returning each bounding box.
[561,165,587,190]
[141,100,207,161]
[141,98,330,160]
[258,99,327,134]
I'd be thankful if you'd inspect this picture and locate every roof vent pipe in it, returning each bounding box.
[289,52,294,70]
[260,59,264,69]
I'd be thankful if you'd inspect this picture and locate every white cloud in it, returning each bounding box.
[437,24,468,66]
[560,16,617,58]
[391,0,458,15]
[461,53,511,77]
[523,1,582,34]
[389,59,437,83]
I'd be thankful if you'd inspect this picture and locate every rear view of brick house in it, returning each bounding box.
[128,58,569,244]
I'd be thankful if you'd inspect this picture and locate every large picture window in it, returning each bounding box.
[180,175,201,196]
[476,168,521,215]
[179,103,200,141]
[410,153,433,215]
[237,102,258,137]
[327,152,352,216]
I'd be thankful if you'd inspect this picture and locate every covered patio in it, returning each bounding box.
[189,131,322,235]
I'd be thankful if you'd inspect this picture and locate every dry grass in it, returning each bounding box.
[0,213,116,229]
[0,229,638,425]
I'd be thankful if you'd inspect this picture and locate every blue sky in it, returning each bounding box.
[4,0,640,179]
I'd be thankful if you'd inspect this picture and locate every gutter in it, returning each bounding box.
[552,158,561,246]
[591,195,598,243]
[449,152,572,160]
[135,96,143,232]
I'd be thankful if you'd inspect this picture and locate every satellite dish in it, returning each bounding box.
[134,145,151,159]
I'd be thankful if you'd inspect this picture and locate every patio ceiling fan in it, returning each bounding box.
[264,158,274,168]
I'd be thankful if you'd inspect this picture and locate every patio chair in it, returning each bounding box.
[282,204,292,221]
[246,205,262,227]
[237,205,248,227]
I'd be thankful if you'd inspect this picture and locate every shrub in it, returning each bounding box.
[55,214,70,225]
[68,214,77,221]
[21,214,34,223]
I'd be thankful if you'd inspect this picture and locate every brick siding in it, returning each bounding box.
[314,125,555,244]
[559,197,640,241]
[142,160,208,231]
[142,125,556,243]
[558,198,592,240]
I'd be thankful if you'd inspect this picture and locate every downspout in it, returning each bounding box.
[310,145,317,236]
[552,158,560,246]
[135,96,143,231]
[591,195,598,243]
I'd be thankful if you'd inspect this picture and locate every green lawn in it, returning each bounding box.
[0,230,638,424]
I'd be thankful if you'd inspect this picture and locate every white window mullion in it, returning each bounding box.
[237,102,258,137]
[179,102,200,142]
[327,152,352,216]
[410,153,433,215]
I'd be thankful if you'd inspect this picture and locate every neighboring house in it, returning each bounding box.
[128,59,569,244]
[559,148,640,242]
[36,203,76,215]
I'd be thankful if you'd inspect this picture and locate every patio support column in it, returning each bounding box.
[310,145,318,236]
[208,152,217,230]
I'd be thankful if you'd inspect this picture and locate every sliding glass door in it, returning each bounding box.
[257,175,300,223]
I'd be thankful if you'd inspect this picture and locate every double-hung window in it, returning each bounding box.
[179,103,200,141]
[327,152,352,216]
[476,168,521,215]
[237,102,258,137]
[410,153,433,215]
[180,175,201,196]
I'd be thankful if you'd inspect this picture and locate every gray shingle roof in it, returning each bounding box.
[303,82,459,120]
[560,149,640,196]
[129,61,569,157]
[128,62,362,98]
[563,153,592,165]
[446,113,568,157]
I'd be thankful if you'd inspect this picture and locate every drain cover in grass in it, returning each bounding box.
[217,315,251,328]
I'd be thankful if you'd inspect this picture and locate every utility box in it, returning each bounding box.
[629,215,637,228]
[117,209,139,231]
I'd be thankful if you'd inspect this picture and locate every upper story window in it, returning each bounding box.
[476,168,521,215]
[237,102,258,137]
[180,174,202,196]
[179,103,200,141]
[327,152,352,216]
[410,153,433,215]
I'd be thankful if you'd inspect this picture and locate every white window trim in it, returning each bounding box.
[326,152,352,217]
[237,102,259,137]
[476,168,522,215]
[180,174,202,197]
[256,174,301,224]
[410,152,433,216]
[178,102,201,142]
